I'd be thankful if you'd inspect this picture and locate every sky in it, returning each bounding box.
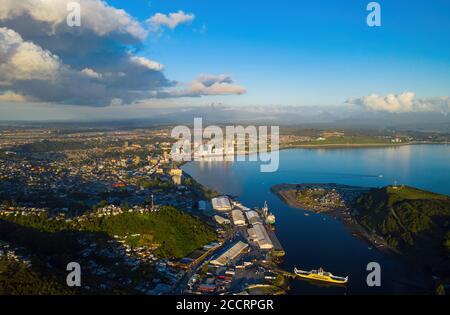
[0,0,449,120]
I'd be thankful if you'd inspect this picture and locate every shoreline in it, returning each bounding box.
[271,183,442,293]
[181,170,289,294]
[178,142,450,161]
[278,141,450,151]
[270,183,399,256]
[182,176,437,294]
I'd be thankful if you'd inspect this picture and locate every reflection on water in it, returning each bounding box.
[183,145,450,294]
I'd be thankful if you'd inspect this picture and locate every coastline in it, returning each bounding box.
[181,170,289,294]
[270,184,436,292]
[184,142,450,161]
[270,183,399,256]
[278,141,450,151]
[181,149,446,294]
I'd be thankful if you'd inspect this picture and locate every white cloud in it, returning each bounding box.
[0,3,246,107]
[0,0,147,40]
[0,27,61,81]
[0,27,172,106]
[147,11,195,31]
[81,68,102,79]
[346,92,450,113]
[0,91,30,102]
[166,74,247,97]
[130,56,165,71]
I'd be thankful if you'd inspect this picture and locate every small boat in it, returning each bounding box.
[294,267,348,284]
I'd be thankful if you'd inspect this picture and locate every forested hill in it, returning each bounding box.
[355,186,450,279]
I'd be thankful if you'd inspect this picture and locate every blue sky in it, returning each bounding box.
[0,0,449,120]
[109,0,450,106]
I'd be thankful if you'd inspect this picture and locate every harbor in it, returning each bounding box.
[182,195,288,295]
[182,145,448,294]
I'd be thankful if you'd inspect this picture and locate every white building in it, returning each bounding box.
[248,224,273,250]
[211,196,232,212]
[214,215,231,225]
[231,210,246,226]
[245,210,262,225]
[210,241,249,266]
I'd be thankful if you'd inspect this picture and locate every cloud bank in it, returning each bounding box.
[346,92,450,113]
[0,1,245,107]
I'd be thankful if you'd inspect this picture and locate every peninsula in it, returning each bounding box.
[272,183,450,293]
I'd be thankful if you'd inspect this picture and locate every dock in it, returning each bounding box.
[266,228,285,256]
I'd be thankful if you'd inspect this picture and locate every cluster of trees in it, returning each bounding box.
[1,206,216,260]
[78,206,217,258]
[356,186,450,249]
[0,259,72,295]
[0,202,217,295]
[359,187,448,240]
[356,186,450,294]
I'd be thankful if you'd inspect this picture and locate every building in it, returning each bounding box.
[170,168,183,185]
[245,210,262,225]
[211,196,232,212]
[248,224,273,250]
[172,175,182,185]
[198,284,216,293]
[210,241,249,266]
[231,210,246,226]
[214,215,231,225]
[169,168,183,176]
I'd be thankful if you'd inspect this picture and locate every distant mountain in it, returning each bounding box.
[1,105,449,132]
[334,112,450,132]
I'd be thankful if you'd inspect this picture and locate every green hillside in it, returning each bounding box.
[1,206,217,259]
[0,206,217,294]
[77,207,217,258]
[355,186,450,280]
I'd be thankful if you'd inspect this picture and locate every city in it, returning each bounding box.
[0,0,449,310]
[0,126,290,295]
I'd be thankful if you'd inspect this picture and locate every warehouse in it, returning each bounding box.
[248,224,273,250]
[245,210,262,225]
[211,196,232,211]
[214,215,231,225]
[231,209,246,226]
[210,241,249,266]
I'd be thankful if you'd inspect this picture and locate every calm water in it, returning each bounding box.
[182,144,450,295]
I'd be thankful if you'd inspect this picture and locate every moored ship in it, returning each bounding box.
[294,267,348,284]
[262,201,276,224]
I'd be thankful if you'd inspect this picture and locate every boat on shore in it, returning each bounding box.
[294,267,348,284]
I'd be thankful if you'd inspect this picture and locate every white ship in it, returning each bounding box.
[262,201,276,225]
